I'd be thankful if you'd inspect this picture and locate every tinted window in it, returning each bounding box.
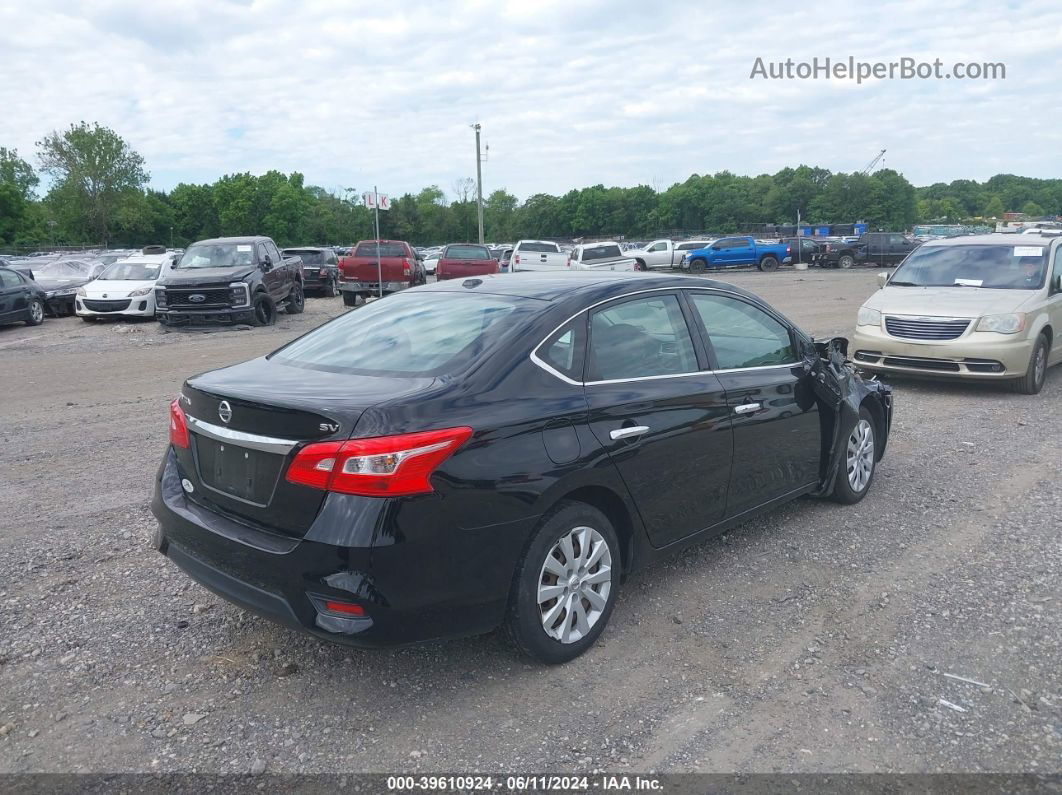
[285,250,327,265]
[518,242,560,253]
[445,245,490,259]
[676,242,705,251]
[582,245,620,261]
[690,293,796,369]
[0,269,23,287]
[272,293,535,376]
[354,242,408,257]
[538,318,586,381]
[588,295,697,381]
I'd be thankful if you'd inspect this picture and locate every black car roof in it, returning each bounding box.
[415,271,765,303]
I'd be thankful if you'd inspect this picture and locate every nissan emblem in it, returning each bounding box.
[218,400,232,424]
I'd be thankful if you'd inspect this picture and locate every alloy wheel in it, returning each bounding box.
[1034,346,1046,387]
[30,300,43,323]
[537,526,612,644]
[846,418,874,492]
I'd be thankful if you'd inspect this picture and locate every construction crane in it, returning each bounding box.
[860,149,886,175]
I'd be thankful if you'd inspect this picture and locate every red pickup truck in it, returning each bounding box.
[338,240,426,305]
[436,244,500,281]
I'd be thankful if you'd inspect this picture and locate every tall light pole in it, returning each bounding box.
[473,123,484,244]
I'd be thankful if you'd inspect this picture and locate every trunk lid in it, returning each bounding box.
[436,257,499,280]
[179,357,433,536]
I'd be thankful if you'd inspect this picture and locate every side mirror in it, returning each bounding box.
[877,272,889,289]
[1055,273,1062,292]
[260,256,273,272]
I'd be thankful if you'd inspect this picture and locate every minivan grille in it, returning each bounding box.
[885,316,969,340]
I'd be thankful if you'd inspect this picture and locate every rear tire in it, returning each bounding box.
[342,292,357,307]
[689,258,707,274]
[26,298,45,326]
[250,293,276,326]
[506,501,620,664]
[758,256,779,272]
[831,407,876,504]
[1010,334,1049,395]
[634,259,647,271]
[838,254,855,269]
[326,275,339,297]
[285,283,305,314]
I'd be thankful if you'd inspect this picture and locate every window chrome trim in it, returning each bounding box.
[185,414,299,454]
[528,286,802,386]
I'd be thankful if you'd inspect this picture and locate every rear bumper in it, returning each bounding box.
[301,271,333,289]
[339,281,407,294]
[151,449,514,647]
[853,326,1034,378]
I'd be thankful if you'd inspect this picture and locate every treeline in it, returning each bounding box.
[1,122,1060,250]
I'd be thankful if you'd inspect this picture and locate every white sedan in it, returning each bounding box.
[76,250,177,320]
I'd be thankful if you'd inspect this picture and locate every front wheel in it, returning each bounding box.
[689,258,707,274]
[1010,334,1049,395]
[26,298,45,326]
[250,293,277,326]
[758,256,779,272]
[831,407,876,504]
[506,502,619,664]
[837,254,855,269]
[285,283,305,314]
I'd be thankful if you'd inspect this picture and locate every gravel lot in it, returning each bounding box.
[0,270,1059,775]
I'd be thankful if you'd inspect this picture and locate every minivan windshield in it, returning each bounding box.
[889,244,1048,290]
[177,243,255,269]
[271,292,540,376]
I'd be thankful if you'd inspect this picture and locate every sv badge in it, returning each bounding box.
[319,422,340,433]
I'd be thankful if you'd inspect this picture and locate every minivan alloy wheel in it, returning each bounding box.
[537,526,612,644]
[847,418,875,492]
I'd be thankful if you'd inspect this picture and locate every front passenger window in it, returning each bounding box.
[589,295,697,381]
[690,293,797,369]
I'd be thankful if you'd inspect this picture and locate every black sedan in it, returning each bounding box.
[0,266,46,327]
[152,273,892,663]
[282,247,340,297]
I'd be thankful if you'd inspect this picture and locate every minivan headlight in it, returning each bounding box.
[856,307,881,327]
[975,313,1025,334]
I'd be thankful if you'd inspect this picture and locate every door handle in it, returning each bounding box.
[610,425,650,441]
[733,403,761,415]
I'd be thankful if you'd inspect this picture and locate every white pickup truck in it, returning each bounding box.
[511,240,568,271]
[568,241,637,271]
[626,239,714,271]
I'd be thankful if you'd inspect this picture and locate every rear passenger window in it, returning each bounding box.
[538,318,586,381]
[589,295,697,381]
[689,293,796,369]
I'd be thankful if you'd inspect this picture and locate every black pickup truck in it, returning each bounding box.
[155,236,304,326]
[822,232,920,269]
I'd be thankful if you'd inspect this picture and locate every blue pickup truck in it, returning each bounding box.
[679,237,792,273]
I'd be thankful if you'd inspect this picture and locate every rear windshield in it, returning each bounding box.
[354,242,407,257]
[271,292,540,377]
[518,242,559,253]
[582,245,621,260]
[285,250,327,264]
[890,244,1049,289]
[444,245,490,259]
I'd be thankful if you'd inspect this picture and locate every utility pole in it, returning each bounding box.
[473,123,484,244]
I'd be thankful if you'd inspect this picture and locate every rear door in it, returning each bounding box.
[257,243,281,301]
[0,269,22,321]
[584,292,733,547]
[686,291,821,517]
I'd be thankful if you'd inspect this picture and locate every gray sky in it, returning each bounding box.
[2,0,1060,201]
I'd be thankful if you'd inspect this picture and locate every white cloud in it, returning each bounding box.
[1,0,1060,201]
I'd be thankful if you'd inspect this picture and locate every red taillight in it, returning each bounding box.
[286,427,474,496]
[514,254,521,265]
[402,258,412,277]
[169,398,190,449]
[323,600,365,616]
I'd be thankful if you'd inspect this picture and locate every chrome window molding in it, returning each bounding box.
[529,286,801,386]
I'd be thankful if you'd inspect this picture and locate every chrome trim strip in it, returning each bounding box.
[528,286,802,386]
[185,415,298,454]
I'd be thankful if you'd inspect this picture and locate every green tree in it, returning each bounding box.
[36,122,148,245]
[982,195,1005,218]
[0,147,39,199]
[1020,200,1045,217]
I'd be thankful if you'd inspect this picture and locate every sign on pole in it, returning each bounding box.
[377,194,390,211]
[362,192,376,209]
